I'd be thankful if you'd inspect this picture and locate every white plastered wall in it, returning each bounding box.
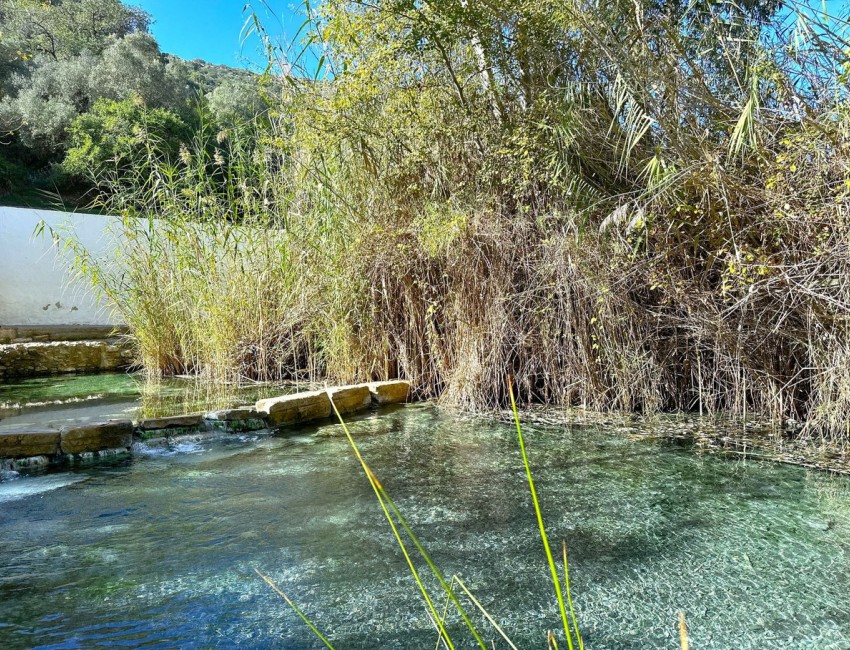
[0,206,120,326]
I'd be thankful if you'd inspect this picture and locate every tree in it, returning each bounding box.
[0,54,93,153]
[207,76,269,126]
[90,33,186,107]
[62,96,189,179]
[0,0,261,196]
[1,0,150,61]
[0,33,182,154]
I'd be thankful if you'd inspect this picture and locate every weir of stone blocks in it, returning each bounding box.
[0,380,410,471]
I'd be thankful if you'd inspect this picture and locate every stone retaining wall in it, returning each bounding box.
[0,338,134,379]
[0,380,410,471]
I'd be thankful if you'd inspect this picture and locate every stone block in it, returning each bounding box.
[204,407,259,421]
[204,407,268,433]
[137,414,205,431]
[367,380,411,405]
[256,390,331,426]
[328,385,372,415]
[61,420,134,454]
[0,429,61,458]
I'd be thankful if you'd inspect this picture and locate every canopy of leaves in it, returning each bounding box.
[63,96,189,177]
[1,0,150,61]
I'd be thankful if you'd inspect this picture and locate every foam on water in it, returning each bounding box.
[0,473,88,503]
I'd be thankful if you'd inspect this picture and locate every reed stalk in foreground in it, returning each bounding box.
[679,611,690,650]
[254,567,335,649]
[509,375,583,649]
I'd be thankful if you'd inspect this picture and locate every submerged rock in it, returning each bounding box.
[1,455,51,471]
[67,447,131,465]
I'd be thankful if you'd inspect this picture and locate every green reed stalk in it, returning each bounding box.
[508,377,576,649]
[562,542,584,649]
[327,392,476,649]
[679,611,690,650]
[372,479,487,649]
[434,580,455,650]
[452,575,519,650]
[254,568,336,649]
[260,388,589,648]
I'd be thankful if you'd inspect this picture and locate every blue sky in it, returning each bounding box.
[133,1,302,70]
[133,0,849,72]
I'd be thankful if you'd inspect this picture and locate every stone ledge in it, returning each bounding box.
[0,326,129,344]
[328,385,372,415]
[61,421,134,455]
[0,380,415,470]
[137,414,205,431]
[0,429,61,458]
[368,380,411,405]
[0,338,134,379]
[256,390,332,426]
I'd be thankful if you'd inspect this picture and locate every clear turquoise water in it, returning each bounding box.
[0,403,849,648]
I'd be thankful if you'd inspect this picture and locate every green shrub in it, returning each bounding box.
[62,96,190,180]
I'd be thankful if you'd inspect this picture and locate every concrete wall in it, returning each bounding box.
[0,207,119,327]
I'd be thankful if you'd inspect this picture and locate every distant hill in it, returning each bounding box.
[0,0,266,208]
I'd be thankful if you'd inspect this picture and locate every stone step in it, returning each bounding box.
[0,429,61,458]
[0,380,412,469]
[60,421,134,455]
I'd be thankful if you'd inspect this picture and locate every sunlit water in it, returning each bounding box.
[0,373,307,431]
[1,403,849,648]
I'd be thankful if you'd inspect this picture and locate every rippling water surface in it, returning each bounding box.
[1,403,849,649]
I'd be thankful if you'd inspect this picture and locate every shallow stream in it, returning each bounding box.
[1,377,849,648]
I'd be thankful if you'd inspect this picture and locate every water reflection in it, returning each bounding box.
[0,372,312,430]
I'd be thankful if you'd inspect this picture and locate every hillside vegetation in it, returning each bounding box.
[0,0,265,206]
[58,0,850,441]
